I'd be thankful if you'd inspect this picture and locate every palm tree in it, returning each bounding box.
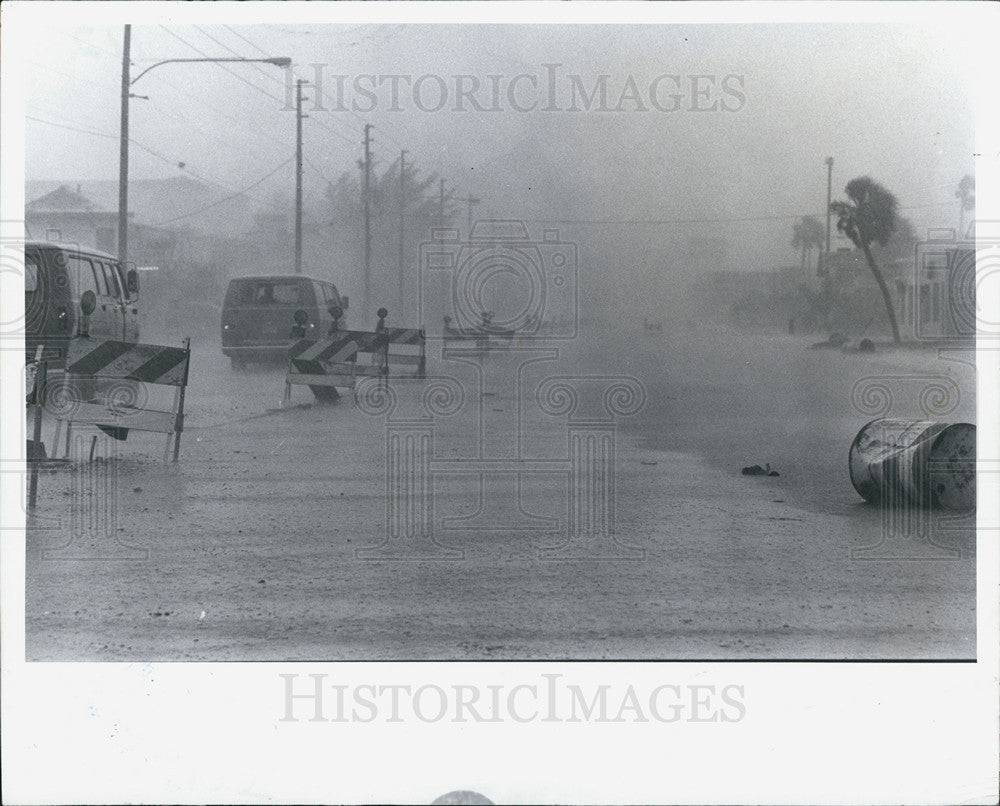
[829,176,902,343]
[791,216,825,273]
[956,174,974,238]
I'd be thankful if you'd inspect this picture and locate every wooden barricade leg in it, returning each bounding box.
[28,359,47,510]
[171,338,191,463]
[166,381,180,462]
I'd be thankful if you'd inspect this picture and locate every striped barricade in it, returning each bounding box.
[47,337,192,462]
[442,323,517,355]
[283,327,426,404]
[381,326,427,378]
[442,319,488,355]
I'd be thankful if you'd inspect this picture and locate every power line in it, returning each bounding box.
[26,114,117,141]
[217,24,404,149]
[525,203,954,228]
[49,28,122,60]
[27,112,286,210]
[166,25,357,149]
[153,157,294,226]
[302,153,335,184]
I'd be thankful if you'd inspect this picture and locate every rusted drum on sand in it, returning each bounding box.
[849,418,976,512]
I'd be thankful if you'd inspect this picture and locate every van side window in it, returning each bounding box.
[97,261,122,299]
[111,262,131,301]
[68,255,102,297]
[25,259,39,293]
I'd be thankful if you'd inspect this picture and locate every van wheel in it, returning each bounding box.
[230,356,246,371]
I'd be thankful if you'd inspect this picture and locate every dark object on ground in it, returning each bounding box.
[858,338,875,353]
[811,332,848,349]
[742,463,780,477]
[849,418,976,511]
[26,439,47,462]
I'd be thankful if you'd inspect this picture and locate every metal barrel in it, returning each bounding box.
[849,418,976,512]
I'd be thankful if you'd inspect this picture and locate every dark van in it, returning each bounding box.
[25,242,140,366]
[221,275,348,369]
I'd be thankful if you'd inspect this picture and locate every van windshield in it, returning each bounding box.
[235,281,306,306]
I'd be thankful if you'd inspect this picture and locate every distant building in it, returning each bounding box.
[25,181,266,336]
[26,184,120,253]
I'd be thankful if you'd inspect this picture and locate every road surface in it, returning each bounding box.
[24,319,976,660]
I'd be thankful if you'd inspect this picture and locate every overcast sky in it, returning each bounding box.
[24,22,976,274]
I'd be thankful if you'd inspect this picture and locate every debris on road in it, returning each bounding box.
[741,463,780,477]
[811,333,848,349]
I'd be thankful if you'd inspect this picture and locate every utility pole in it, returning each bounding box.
[459,194,481,232]
[823,156,833,277]
[295,79,308,274]
[117,24,131,264]
[363,123,373,322]
[438,178,445,226]
[398,149,407,315]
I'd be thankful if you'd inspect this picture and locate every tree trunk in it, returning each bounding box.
[862,243,902,343]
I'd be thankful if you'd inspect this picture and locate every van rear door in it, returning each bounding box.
[107,259,138,341]
[93,258,128,341]
[229,279,314,344]
[66,252,111,337]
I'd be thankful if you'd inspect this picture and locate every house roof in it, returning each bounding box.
[26,184,101,212]
[26,176,259,234]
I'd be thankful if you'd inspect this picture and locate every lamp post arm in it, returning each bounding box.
[131,56,291,86]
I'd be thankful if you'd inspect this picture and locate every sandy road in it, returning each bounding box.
[24,322,976,660]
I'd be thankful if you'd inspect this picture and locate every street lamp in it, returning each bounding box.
[117,24,290,264]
